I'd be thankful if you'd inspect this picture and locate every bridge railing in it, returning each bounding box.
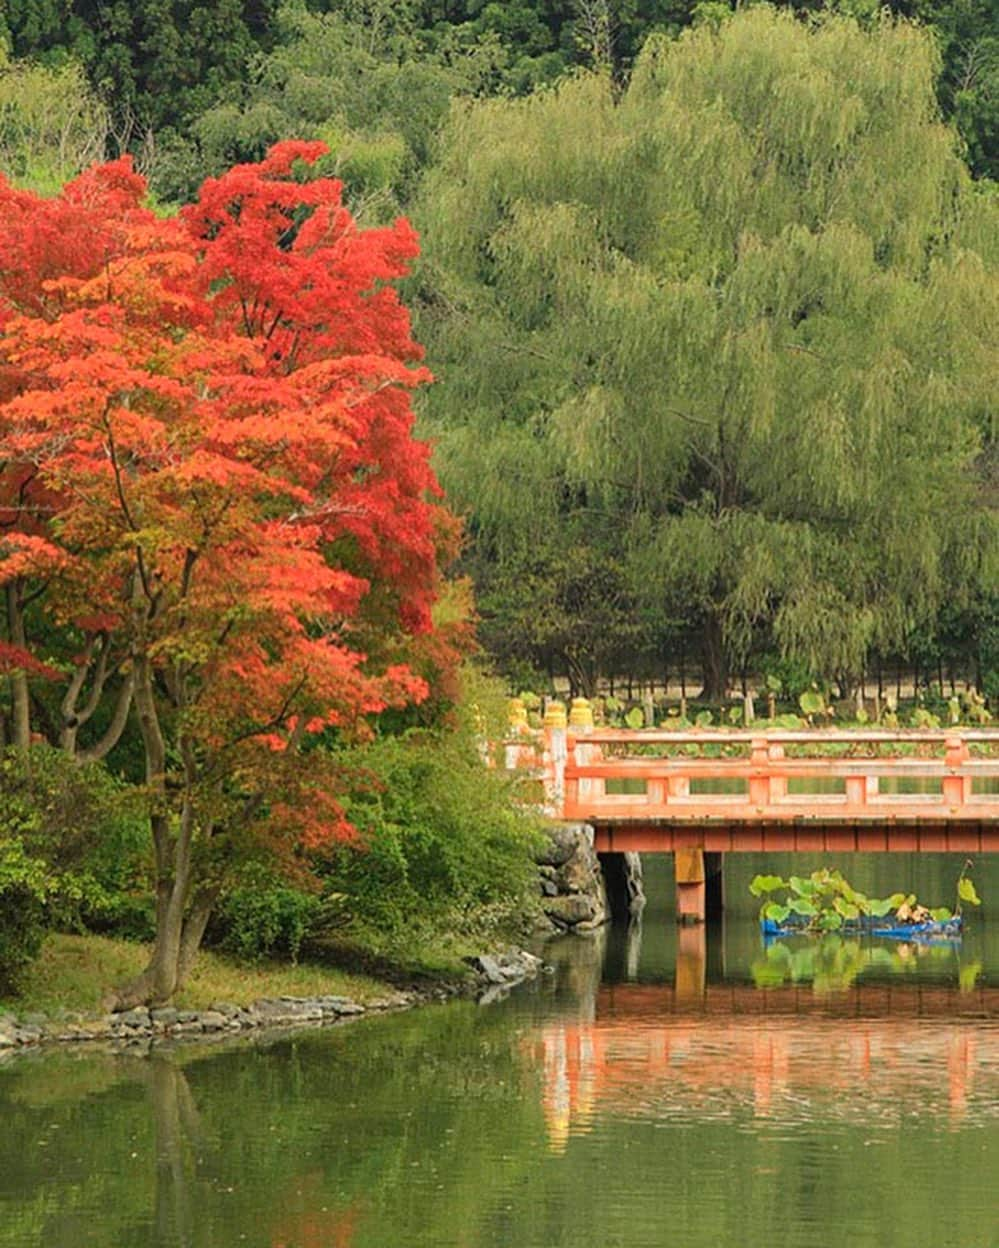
[504,707,999,823]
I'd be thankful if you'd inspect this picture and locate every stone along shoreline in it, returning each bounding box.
[0,948,545,1052]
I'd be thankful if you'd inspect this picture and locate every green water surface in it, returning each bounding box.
[2,854,998,1248]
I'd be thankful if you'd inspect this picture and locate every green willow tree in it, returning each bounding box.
[417,7,998,697]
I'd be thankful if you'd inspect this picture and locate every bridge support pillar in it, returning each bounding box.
[600,852,646,922]
[675,849,724,923]
[675,848,706,923]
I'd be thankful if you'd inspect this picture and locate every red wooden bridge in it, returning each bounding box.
[506,700,999,921]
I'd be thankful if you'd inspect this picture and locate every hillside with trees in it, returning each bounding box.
[1,1,995,193]
[5,0,993,695]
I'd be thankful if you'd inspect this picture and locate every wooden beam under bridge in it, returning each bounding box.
[592,819,999,855]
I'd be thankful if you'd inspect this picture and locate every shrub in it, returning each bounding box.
[72,809,154,942]
[323,672,543,937]
[0,745,151,945]
[758,654,820,703]
[213,867,324,963]
[0,839,51,995]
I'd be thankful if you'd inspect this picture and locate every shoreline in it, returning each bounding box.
[0,947,545,1057]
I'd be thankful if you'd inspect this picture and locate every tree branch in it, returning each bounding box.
[78,670,135,763]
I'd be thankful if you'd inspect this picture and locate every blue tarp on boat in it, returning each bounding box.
[761,915,963,942]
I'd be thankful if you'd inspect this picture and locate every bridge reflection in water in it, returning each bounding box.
[538,980,998,1151]
[537,917,999,1153]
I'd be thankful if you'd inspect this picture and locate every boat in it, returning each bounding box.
[761,914,963,942]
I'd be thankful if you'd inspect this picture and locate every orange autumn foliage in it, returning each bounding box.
[0,144,457,1000]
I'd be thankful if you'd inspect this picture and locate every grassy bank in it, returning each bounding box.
[0,933,414,1018]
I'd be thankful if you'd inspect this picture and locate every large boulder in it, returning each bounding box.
[602,851,646,919]
[623,852,646,915]
[534,825,583,867]
[537,823,609,932]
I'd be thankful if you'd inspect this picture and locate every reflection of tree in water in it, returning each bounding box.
[142,1055,363,1248]
[145,1059,203,1248]
[270,1175,359,1248]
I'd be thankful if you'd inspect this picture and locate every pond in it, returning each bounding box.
[2,853,997,1248]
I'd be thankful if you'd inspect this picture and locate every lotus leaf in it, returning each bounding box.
[750,874,787,896]
[958,877,981,907]
[763,902,791,923]
[833,897,860,920]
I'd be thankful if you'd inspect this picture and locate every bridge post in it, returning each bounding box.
[943,735,970,808]
[845,769,868,808]
[768,741,788,801]
[542,701,567,815]
[675,847,706,923]
[569,698,595,806]
[504,697,529,772]
[749,737,770,808]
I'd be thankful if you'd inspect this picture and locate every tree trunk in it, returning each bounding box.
[176,890,217,986]
[5,581,31,750]
[105,867,220,1009]
[566,649,598,698]
[76,671,135,762]
[105,649,195,1011]
[680,643,686,698]
[105,851,188,1010]
[105,783,219,1010]
[699,614,728,702]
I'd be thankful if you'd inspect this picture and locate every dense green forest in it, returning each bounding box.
[1,2,996,191]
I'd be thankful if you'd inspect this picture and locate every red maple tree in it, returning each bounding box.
[0,143,453,1006]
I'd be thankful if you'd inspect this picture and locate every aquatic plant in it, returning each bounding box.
[749,865,981,932]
